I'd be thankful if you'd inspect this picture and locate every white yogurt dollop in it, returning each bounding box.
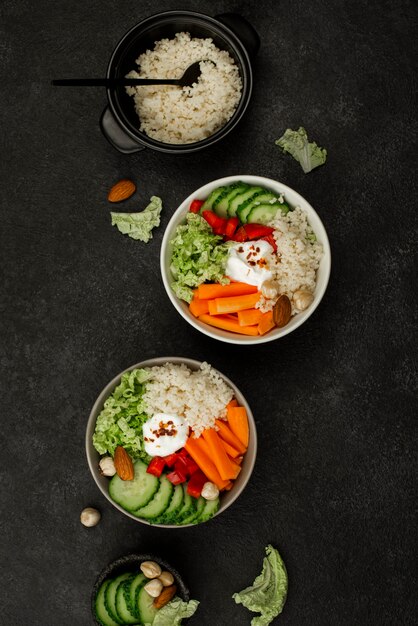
[225,240,274,288]
[143,413,188,457]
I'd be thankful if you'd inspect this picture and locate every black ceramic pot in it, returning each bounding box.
[100,11,260,154]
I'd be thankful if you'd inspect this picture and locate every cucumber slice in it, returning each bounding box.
[173,484,195,523]
[181,496,206,525]
[136,585,158,624]
[125,573,146,619]
[201,186,228,212]
[247,202,290,224]
[237,192,277,223]
[115,579,137,624]
[213,183,246,217]
[196,497,220,523]
[105,573,133,624]
[155,483,184,524]
[95,581,120,626]
[228,186,264,217]
[109,460,159,512]
[133,475,174,521]
[215,183,249,217]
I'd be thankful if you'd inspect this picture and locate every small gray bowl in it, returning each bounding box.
[86,356,257,527]
[91,553,190,626]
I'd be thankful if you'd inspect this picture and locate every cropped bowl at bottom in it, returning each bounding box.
[86,356,257,527]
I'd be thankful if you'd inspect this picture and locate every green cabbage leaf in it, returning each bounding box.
[151,597,199,626]
[111,196,162,242]
[275,127,327,173]
[232,545,288,626]
[170,213,231,303]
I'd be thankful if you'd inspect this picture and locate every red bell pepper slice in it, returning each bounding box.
[232,226,249,242]
[202,210,219,228]
[186,470,208,498]
[146,456,166,477]
[213,217,228,236]
[163,453,179,467]
[184,456,200,476]
[189,199,204,213]
[262,234,278,252]
[174,457,189,477]
[167,469,187,485]
[243,224,275,239]
[225,217,239,238]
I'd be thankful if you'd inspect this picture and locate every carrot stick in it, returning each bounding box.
[185,438,229,490]
[194,437,236,490]
[237,308,263,326]
[210,292,261,315]
[215,419,247,454]
[219,437,241,459]
[224,481,233,491]
[198,314,259,336]
[257,311,276,335]
[189,298,209,317]
[227,399,238,409]
[202,429,241,481]
[197,282,258,300]
[208,300,218,316]
[227,406,249,448]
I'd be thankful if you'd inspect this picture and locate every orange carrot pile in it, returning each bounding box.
[189,282,277,336]
[184,399,250,492]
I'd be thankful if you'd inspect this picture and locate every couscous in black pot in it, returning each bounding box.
[101,10,259,154]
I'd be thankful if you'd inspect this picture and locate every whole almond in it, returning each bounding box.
[273,294,292,328]
[113,446,134,481]
[108,179,136,203]
[153,584,177,609]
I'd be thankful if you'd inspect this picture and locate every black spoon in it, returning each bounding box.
[52,61,204,88]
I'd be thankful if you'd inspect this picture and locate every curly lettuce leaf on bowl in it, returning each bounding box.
[170,213,231,303]
[92,368,152,460]
[275,127,327,173]
[233,544,288,626]
[111,196,162,242]
[151,598,199,626]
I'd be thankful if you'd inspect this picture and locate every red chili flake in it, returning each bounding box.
[249,260,256,266]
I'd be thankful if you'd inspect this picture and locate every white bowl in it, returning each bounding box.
[161,175,331,344]
[86,357,257,527]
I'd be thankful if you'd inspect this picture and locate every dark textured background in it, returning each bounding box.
[1,0,417,624]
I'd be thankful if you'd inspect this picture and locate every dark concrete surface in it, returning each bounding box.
[1,1,417,624]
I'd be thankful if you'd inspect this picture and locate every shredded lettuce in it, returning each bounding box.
[170,213,231,303]
[151,597,199,626]
[275,127,327,173]
[232,545,288,626]
[111,196,162,242]
[92,368,152,459]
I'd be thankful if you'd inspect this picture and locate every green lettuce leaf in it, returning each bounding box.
[92,368,152,460]
[151,597,199,626]
[232,545,288,626]
[170,213,231,303]
[275,127,327,173]
[111,196,162,242]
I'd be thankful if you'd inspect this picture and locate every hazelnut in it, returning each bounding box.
[99,456,116,477]
[159,571,175,587]
[201,482,220,501]
[261,280,280,300]
[144,579,163,598]
[140,561,162,579]
[293,289,314,311]
[80,507,101,527]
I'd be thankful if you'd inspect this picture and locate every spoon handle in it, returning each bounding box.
[51,78,180,87]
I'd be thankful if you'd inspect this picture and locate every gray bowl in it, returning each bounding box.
[86,356,257,527]
[91,553,190,626]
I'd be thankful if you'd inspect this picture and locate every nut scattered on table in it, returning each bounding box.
[159,571,175,587]
[273,294,292,328]
[293,289,314,311]
[80,507,101,527]
[99,456,116,477]
[107,179,136,203]
[154,584,177,608]
[140,561,162,579]
[144,579,163,598]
